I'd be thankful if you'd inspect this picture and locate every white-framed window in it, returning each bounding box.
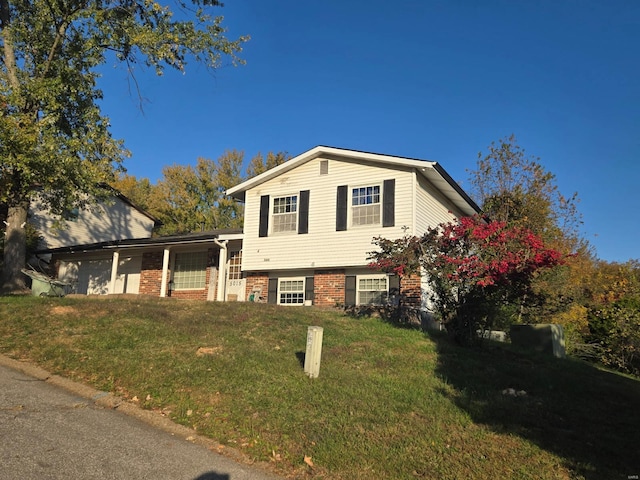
[278,278,305,305]
[352,185,381,226]
[172,251,207,290]
[357,274,388,305]
[272,195,298,233]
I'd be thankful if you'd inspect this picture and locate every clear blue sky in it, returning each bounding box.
[97,0,639,263]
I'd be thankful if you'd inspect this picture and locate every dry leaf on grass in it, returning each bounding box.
[304,455,314,467]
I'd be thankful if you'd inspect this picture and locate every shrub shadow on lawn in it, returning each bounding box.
[429,331,640,480]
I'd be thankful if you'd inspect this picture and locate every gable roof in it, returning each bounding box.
[226,146,481,216]
[99,183,161,226]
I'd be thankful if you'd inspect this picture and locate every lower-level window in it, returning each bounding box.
[173,251,207,290]
[357,275,388,305]
[278,278,305,305]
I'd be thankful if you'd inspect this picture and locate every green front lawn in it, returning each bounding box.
[1,296,638,479]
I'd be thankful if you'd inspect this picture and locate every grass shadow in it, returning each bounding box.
[343,304,424,330]
[429,331,640,479]
[295,351,305,369]
[192,473,230,480]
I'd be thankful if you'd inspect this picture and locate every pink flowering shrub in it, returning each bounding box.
[370,215,565,345]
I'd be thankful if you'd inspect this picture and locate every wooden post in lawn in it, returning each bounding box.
[304,326,323,378]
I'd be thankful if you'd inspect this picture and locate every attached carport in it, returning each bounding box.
[35,229,243,301]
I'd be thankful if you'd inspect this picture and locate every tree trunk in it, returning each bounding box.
[1,200,29,292]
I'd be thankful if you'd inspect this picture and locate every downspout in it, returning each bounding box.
[160,247,170,297]
[109,251,120,294]
[214,239,228,301]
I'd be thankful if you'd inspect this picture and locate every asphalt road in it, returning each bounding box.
[0,359,282,480]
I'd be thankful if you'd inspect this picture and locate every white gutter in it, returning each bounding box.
[214,239,228,301]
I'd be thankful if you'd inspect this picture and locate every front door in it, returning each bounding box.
[225,250,245,301]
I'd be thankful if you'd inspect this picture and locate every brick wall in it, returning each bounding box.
[245,272,269,302]
[139,251,164,296]
[139,248,218,300]
[313,269,346,307]
[242,269,421,308]
[401,274,422,307]
[170,289,207,300]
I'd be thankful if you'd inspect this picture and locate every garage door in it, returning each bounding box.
[114,255,142,294]
[76,259,111,295]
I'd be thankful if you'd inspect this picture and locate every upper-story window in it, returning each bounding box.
[351,185,381,226]
[62,207,80,222]
[272,195,297,233]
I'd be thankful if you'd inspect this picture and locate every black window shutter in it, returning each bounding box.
[259,195,270,237]
[268,278,278,304]
[305,276,314,302]
[389,274,400,296]
[345,275,356,306]
[383,179,395,227]
[336,185,348,231]
[298,190,310,234]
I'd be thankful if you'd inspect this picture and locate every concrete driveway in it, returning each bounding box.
[0,356,282,480]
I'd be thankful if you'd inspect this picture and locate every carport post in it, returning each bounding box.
[109,251,119,294]
[160,248,170,297]
[214,240,228,301]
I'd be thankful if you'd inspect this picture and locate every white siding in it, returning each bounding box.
[75,258,112,295]
[242,157,416,271]
[113,255,142,294]
[415,174,462,234]
[58,254,141,295]
[31,196,155,249]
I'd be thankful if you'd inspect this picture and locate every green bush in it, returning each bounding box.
[588,296,640,376]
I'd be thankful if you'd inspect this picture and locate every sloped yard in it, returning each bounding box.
[1,296,638,479]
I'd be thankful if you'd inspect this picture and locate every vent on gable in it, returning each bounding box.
[320,160,329,175]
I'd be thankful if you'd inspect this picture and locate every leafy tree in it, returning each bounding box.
[147,151,244,235]
[213,150,244,228]
[110,173,154,213]
[468,135,583,251]
[246,151,290,178]
[583,259,640,305]
[370,216,565,345]
[587,296,640,376]
[0,0,248,291]
[122,149,288,235]
[468,136,591,328]
[147,162,202,235]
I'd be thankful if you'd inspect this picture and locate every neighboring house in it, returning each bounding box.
[226,146,481,309]
[29,190,158,250]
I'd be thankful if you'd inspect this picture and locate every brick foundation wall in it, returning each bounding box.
[313,269,346,307]
[170,289,207,300]
[401,274,422,307]
[245,272,269,301]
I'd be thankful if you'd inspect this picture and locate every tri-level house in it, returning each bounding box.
[226,146,480,308]
[35,146,479,305]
